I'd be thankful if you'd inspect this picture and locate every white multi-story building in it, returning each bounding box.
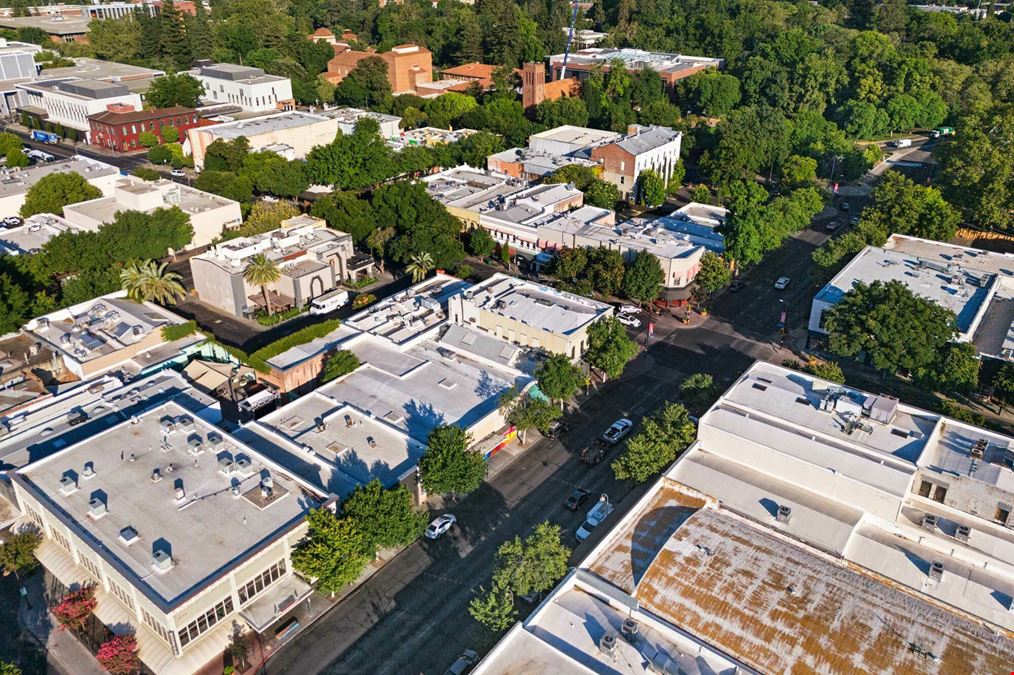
[62,176,243,249]
[187,111,338,171]
[0,38,40,114]
[15,78,142,141]
[809,234,1014,361]
[475,361,1014,674]
[590,125,683,201]
[0,156,120,218]
[188,63,294,113]
[8,399,331,675]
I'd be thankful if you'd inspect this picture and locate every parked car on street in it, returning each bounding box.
[728,280,745,293]
[839,202,850,211]
[826,221,840,232]
[564,488,591,511]
[576,495,614,541]
[544,420,569,438]
[443,649,478,675]
[2,216,22,227]
[425,514,457,539]
[888,138,912,148]
[601,418,633,445]
[169,168,186,177]
[617,314,641,328]
[774,277,791,290]
[618,305,639,315]
[850,216,860,226]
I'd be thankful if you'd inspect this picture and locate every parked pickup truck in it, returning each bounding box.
[576,495,614,541]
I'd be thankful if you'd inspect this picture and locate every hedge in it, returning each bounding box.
[161,320,199,342]
[248,319,342,371]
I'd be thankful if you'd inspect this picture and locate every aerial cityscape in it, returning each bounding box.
[0,0,1011,674]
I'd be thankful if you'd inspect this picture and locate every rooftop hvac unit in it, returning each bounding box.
[598,633,617,658]
[187,435,205,455]
[235,456,252,473]
[218,456,234,474]
[160,416,176,434]
[152,550,173,572]
[151,468,162,483]
[970,438,987,459]
[955,525,971,543]
[261,474,273,490]
[88,497,106,518]
[921,514,937,531]
[620,618,639,642]
[207,432,224,449]
[776,505,792,523]
[231,484,242,498]
[177,415,195,432]
[81,462,95,479]
[174,485,186,501]
[59,475,77,494]
[119,526,138,544]
[928,561,944,582]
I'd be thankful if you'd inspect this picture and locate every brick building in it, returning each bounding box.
[324,44,433,95]
[88,104,198,152]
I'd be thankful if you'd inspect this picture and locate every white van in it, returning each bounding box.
[309,288,349,315]
[889,138,912,148]
[25,149,54,162]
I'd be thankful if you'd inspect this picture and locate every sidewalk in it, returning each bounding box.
[16,571,105,675]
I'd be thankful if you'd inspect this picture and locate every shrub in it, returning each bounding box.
[52,585,96,632]
[249,320,342,369]
[321,349,360,382]
[254,305,304,326]
[352,293,376,309]
[133,167,161,181]
[161,320,199,342]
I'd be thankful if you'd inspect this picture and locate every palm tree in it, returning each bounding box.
[119,260,186,305]
[405,251,434,283]
[244,253,282,315]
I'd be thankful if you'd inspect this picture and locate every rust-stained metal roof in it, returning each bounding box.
[592,500,1014,674]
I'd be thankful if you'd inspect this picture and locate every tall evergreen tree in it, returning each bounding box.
[136,6,160,59]
[188,0,215,61]
[158,0,191,70]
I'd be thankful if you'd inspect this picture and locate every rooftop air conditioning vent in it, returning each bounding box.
[177,415,195,432]
[81,462,95,479]
[188,435,205,455]
[207,432,224,448]
[119,526,138,545]
[621,618,639,641]
[955,525,971,542]
[599,633,617,657]
[88,497,106,518]
[929,561,944,582]
[218,456,234,474]
[59,475,77,494]
[235,456,252,473]
[151,468,162,483]
[159,416,176,434]
[231,484,241,498]
[152,550,173,572]
[922,514,937,531]
[776,505,792,523]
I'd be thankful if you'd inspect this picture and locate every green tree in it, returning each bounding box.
[585,247,625,297]
[1,660,22,675]
[0,528,41,576]
[139,131,159,148]
[158,0,191,70]
[622,250,664,304]
[311,191,377,242]
[612,402,696,482]
[680,372,717,413]
[119,260,186,305]
[534,97,589,128]
[497,387,561,445]
[418,425,486,496]
[535,354,585,410]
[824,281,957,374]
[87,17,141,62]
[780,155,818,189]
[237,200,300,237]
[145,72,204,108]
[320,349,360,383]
[4,148,28,169]
[334,56,392,109]
[0,132,22,155]
[422,92,478,129]
[243,253,281,316]
[147,144,173,165]
[305,119,395,191]
[194,171,253,205]
[366,226,394,274]
[341,480,427,550]
[992,362,1014,413]
[188,0,215,60]
[585,317,638,380]
[292,509,373,596]
[681,70,742,117]
[798,359,847,384]
[468,577,516,631]
[939,105,1013,232]
[691,252,731,306]
[467,227,496,257]
[161,126,180,144]
[637,169,666,207]
[20,172,102,217]
[918,343,980,394]
[494,521,570,597]
[204,137,250,173]
[405,251,434,283]
[133,167,160,181]
[870,171,960,241]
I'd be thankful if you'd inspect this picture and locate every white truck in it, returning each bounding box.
[576,495,613,542]
[309,288,350,315]
[889,138,912,148]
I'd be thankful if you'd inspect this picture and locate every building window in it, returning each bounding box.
[109,579,135,611]
[932,484,948,503]
[996,505,1011,525]
[80,555,102,581]
[142,608,173,645]
[51,529,71,553]
[26,504,44,528]
[917,480,932,498]
[238,559,286,605]
[177,597,234,648]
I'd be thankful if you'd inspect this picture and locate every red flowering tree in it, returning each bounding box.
[51,585,96,632]
[96,634,139,675]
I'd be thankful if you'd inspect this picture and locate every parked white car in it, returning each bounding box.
[601,418,633,445]
[169,168,186,177]
[576,495,614,542]
[425,514,457,539]
[774,277,791,290]
[617,314,641,328]
[618,304,639,315]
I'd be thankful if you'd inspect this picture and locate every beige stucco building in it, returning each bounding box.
[447,273,613,360]
[186,111,339,171]
[189,215,373,318]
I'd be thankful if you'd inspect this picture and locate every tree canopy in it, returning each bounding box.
[585,316,638,380]
[418,425,486,495]
[340,480,427,550]
[612,402,696,482]
[292,508,374,596]
[20,172,102,217]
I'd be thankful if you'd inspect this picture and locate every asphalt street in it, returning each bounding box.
[263,282,793,675]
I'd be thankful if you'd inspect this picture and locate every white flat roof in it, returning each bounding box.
[529,124,619,148]
[0,156,117,200]
[201,111,332,139]
[0,213,79,255]
[15,401,324,609]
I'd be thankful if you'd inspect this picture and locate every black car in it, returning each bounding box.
[728,280,745,293]
[564,488,591,511]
